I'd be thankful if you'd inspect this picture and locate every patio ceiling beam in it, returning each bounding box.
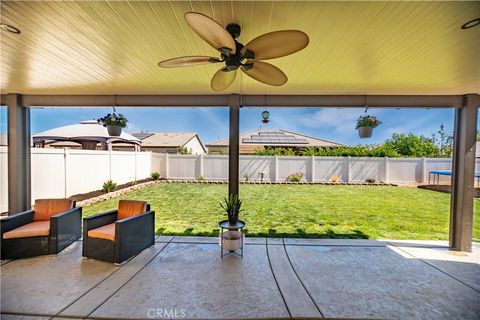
[450,94,478,252]
[0,94,468,108]
[7,93,31,215]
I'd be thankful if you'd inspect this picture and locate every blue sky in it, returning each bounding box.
[0,106,459,145]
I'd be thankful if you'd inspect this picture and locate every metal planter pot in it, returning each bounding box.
[219,231,243,251]
[107,125,122,136]
[357,126,373,138]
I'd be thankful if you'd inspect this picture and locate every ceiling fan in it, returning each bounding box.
[158,12,309,91]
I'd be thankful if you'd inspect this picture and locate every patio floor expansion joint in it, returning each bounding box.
[265,239,292,319]
[282,238,325,318]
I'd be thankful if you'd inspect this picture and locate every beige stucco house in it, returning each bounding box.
[128,132,206,154]
[206,129,343,154]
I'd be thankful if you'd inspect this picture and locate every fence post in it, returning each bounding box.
[64,148,69,198]
[274,156,279,182]
[384,157,389,183]
[134,150,138,181]
[109,149,112,180]
[310,155,315,182]
[421,157,427,183]
[199,154,204,178]
[165,153,169,179]
[346,156,351,182]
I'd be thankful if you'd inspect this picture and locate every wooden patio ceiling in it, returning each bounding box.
[1,1,479,96]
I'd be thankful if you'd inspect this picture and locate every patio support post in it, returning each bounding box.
[228,94,240,197]
[449,94,478,252]
[7,93,31,215]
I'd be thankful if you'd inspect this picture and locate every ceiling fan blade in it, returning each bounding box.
[211,68,237,91]
[241,30,309,60]
[158,56,220,68]
[184,12,236,54]
[241,61,287,86]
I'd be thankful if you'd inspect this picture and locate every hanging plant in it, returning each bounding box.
[97,113,128,136]
[261,110,270,123]
[356,114,381,138]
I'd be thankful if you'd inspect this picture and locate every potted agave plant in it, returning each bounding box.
[356,114,381,138]
[219,194,244,251]
[97,113,128,137]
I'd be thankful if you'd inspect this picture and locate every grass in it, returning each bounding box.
[83,183,480,241]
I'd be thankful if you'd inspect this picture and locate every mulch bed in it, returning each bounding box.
[70,178,154,202]
[418,184,480,198]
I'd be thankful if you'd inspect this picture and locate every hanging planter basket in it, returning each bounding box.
[107,125,123,137]
[355,113,381,139]
[357,126,373,138]
[98,112,128,137]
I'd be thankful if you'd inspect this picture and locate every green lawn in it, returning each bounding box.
[83,183,480,241]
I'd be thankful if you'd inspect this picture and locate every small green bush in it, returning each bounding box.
[366,178,376,184]
[151,172,161,180]
[198,175,205,181]
[102,179,117,193]
[287,172,304,183]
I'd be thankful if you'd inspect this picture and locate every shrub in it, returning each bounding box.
[198,175,205,181]
[151,172,160,180]
[287,172,304,182]
[331,175,340,183]
[130,180,137,186]
[243,172,252,181]
[177,146,192,154]
[102,179,117,193]
[365,178,376,184]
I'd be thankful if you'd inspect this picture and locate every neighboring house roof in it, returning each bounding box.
[33,120,141,146]
[206,129,344,148]
[130,132,206,152]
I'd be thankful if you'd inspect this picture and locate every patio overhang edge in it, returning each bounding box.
[0,94,468,108]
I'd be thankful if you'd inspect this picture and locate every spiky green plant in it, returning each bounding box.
[220,194,243,225]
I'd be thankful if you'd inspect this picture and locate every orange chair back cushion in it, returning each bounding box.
[117,200,147,220]
[33,199,74,221]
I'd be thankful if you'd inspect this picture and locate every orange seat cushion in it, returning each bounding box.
[34,199,74,221]
[117,200,147,220]
[87,223,116,241]
[3,221,50,239]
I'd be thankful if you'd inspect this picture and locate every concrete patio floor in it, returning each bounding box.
[1,237,479,320]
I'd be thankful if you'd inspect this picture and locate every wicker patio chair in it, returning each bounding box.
[82,200,154,264]
[1,199,81,260]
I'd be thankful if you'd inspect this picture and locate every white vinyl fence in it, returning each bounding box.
[0,147,154,212]
[165,154,471,185]
[2,147,478,213]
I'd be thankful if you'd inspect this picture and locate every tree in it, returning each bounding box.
[431,124,453,157]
